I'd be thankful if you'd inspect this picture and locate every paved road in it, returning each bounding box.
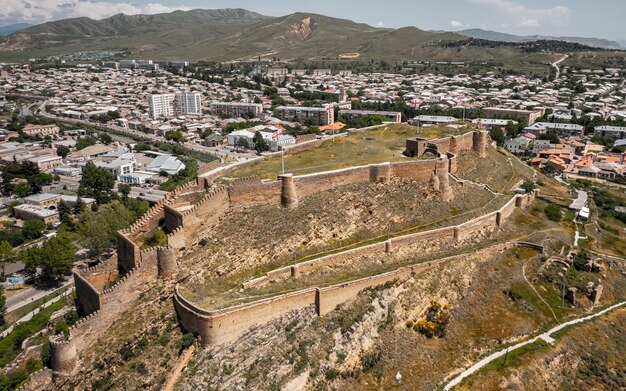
[5,277,72,313]
[0,287,74,339]
[443,300,626,390]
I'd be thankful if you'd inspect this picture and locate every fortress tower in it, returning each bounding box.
[157,246,177,278]
[472,131,488,158]
[50,335,77,376]
[280,174,299,208]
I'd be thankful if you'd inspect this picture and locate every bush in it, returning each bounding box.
[544,204,562,221]
[179,333,195,351]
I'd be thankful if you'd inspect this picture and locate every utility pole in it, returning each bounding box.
[281,148,285,175]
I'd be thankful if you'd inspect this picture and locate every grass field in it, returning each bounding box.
[230,124,473,179]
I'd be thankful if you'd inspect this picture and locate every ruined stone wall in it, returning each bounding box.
[166,227,186,251]
[390,226,456,247]
[294,134,318,143]
[228,177,281,207]
[196,160,221,177]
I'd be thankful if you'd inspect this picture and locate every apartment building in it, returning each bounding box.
[339,110,402,123]
[210,102,263,118]
[482,107,544,125]
[148,93,202,119]
[594,125,626,141]
[22,124,60,139]
[275,106,334,126]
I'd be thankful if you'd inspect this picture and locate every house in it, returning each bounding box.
[594,125,626,141]
[13,204,59,225]
[22,124,60,139]
[413,115,457,125]
[504,135,531,154]
[146,155,185,175]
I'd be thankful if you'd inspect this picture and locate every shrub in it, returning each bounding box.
[544,204,562,221]
[179,333,195,351]
[198,238,208,247]
[325,368,340,380]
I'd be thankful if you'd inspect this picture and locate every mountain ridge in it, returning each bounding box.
[458,28,623,50]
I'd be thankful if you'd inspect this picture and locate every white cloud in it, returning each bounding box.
[0,0,191,25]
[376,21,384,28]
[450,20,470,29]
[468,0,571,28]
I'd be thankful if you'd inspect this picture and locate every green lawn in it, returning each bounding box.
[230,124,472,179]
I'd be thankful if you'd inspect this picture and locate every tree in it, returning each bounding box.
[78,162,116,204]
[75,136,97,151]
[0,241,14,279]
[489,127,505,146]
[0,285,5,325]
[118,183,131,199]
[99,133,113,145]
[253,131,269,154]
[76,201,136,258]
[22,220,45,240]
[521,180,536,194]
[56,145,70,158]
[58,200,73,228]
[23,231,75,281]
[12,182,30,198]
[73,197,85,215]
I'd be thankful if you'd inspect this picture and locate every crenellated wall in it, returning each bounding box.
[175,191,540,347]
[116,233,141,275]
[228,177,281,207]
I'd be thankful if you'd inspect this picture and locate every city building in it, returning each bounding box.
[413,115,457,125]
[274,106,334,126]
[594,125,626,141]
[148,93,202,119]
[482,108,544,125]
[525,122,584,138]
[13,204,59,225]
[22,124,60,139]
[339,110,402,123]
[210,102,263,118]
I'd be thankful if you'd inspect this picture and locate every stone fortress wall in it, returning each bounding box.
[51,131,507,374]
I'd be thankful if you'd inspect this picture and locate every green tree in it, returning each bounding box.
[99,133,113,145]
[253,131,269,153]
[76,201,136,257]
[78,162,116,204]
[22,220,45,240]
[118,183,131,199]
[0,241,14,279]
[165,130,184,143]
[521,180,536,194]
[0,285,5,325]
[56,145,70,158]
[12,183,30,198]
[489,127,505,146]
[58,200,73,228]
[73,197,85,215]
[37,231,75,280]
[75,136,97,151]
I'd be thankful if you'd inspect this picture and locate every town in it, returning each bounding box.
[0,48,625,391]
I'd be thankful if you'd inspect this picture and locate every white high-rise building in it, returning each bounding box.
[148,93,202,119]
[148,94,176,119]
[176,92,202,116]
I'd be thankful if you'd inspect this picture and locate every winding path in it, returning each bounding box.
[442,299,626,390]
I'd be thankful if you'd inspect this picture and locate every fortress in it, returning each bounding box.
[42,131,538,379]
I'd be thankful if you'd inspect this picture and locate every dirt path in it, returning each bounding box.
[163,345,196,391]
[522,261,559,322]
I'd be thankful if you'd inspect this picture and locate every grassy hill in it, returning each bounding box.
[0,9,621,68]
[459,28,623,50]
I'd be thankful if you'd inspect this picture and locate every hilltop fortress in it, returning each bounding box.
[43,130,538,379]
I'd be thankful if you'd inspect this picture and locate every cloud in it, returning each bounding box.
[376,21,384,28]
[468,0,571,28]
[450,20,470,29]
[0,0,191,25]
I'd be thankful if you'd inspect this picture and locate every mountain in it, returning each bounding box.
[0,10,465,61]
[0,23,32,36]
[458,28,622,50]
[0,9,268,52]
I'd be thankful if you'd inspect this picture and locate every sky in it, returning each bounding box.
[2,0,625,40]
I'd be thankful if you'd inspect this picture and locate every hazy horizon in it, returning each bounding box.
[1,0,625,41]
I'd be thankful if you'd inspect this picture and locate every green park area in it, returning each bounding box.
[230,123,475,179]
